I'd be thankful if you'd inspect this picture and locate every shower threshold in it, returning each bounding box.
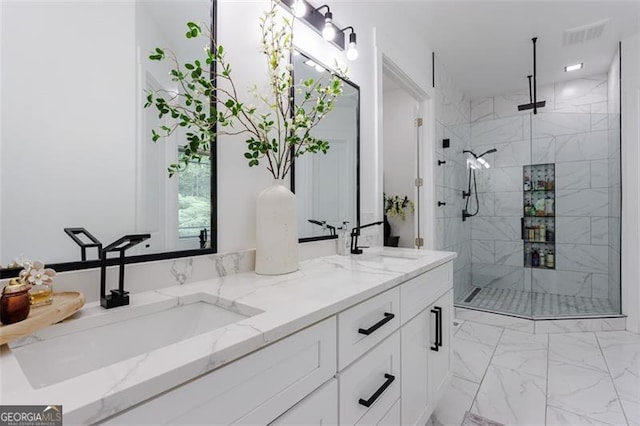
[456,286,621,320]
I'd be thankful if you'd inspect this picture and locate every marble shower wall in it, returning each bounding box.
[607,48,622,312]
[433,55,472,301]
[468,72,620,304]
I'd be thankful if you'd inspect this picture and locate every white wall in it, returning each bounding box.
[621,32,640,333]
[383,88,417,248]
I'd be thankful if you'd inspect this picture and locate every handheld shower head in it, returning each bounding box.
[478,148,498,158]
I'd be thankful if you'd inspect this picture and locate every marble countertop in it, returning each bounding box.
[0,248,455,424]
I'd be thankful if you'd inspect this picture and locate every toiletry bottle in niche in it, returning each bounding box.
[524,200,532,217]
[546,249,555,268]
[545,195,554,216]
[539,222,546,242]
[546,228,554,242]
[532,249,540,267]
[539,249,546,267]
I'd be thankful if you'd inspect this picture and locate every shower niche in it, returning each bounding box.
[522,163,555,269]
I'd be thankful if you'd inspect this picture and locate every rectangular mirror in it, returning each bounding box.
[292,51,360,241]
[1,0,215,272]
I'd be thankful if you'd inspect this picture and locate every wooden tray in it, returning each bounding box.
[0,291,85,345]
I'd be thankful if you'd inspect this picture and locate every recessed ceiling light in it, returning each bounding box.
[564,63,583,72]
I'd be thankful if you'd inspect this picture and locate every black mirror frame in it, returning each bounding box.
[1,0,218,279]
[289,49,361,243]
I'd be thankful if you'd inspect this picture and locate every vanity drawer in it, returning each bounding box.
[338,330,400,425]
[338,286,400,369]
[400,262,452,324]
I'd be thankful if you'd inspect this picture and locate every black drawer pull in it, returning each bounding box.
[358,312,395,335]
[430,307,442,351]
[358,374,395,407]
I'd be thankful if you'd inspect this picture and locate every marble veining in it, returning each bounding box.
[556,188,608,217]
[555,161,591,189]
[471,116,524,146]
[471,364,547,425]
[471,97,494,123]
[533,112,591,139]
[555,131,608,162]
[556,217,591,244]
[556,244,608,274]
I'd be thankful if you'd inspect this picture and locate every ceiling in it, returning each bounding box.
[394,1,640,99]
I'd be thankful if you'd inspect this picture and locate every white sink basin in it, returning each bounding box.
[10,298,260,389]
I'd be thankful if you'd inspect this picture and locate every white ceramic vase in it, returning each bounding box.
[255,179,299,275]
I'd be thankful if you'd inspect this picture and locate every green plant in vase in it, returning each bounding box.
[143,0,346,275]
[383,193,415,247]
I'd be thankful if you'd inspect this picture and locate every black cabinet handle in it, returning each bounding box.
[430,307,442,351]
[358,312,395,335]
[358,374,395,407]
[521,217,525,240]
[435,306,443,347]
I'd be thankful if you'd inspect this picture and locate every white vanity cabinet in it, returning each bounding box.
[97,259,453,426]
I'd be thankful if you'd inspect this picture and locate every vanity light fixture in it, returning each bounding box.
[341,26,358,60]
[564,62,583,72]
[280,0,354,55]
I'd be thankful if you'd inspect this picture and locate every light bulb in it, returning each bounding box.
[292,0,307,18]
[346,42,358,60]
[345,33,358,60]
[322,13,335,40]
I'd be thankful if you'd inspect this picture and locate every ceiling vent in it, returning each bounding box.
[563,19,609,46]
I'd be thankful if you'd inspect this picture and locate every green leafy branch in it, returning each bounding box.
[144,0,345,178]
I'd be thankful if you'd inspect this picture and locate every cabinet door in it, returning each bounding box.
[428,289,453,408]
[400,310,430,426]
[270,379,337,425]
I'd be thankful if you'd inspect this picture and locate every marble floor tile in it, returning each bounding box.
[491,329,548,378]
[597,331,640,425]
[453,335,500,383]
[546,405,615,426]
[547,360,627,425]
[456,321,504,347]
[548,333,608,373]
[429,376,480,426]
[471,365,546,425]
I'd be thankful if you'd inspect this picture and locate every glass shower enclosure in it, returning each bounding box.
[434,48,621,319]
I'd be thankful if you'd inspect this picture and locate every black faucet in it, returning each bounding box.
[100,234,150,309]
[350,221,384,254]
[308,219,337,236]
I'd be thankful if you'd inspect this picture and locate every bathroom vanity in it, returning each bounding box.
[0,248,455,425]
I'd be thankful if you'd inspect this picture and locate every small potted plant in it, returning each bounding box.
[383,193,415,247]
